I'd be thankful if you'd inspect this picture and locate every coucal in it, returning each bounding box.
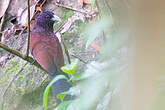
[30,11,72,103]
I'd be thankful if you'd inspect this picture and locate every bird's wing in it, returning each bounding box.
[30,32,64,74]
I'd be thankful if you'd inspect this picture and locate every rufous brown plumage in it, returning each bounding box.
[30,10,72,104]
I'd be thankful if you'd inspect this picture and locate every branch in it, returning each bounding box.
[61,35,71,64]
[40,0,47,7]
[26,0,30,57]
[55,19,71,64]
[54,20,67,34]
[0,42,46,72]
[0,42,25,58]
[55,3,90,15]
[71,54,87,64]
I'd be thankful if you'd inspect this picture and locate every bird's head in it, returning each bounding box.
[33,10,61,32]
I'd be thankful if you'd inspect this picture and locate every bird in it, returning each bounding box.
[29,10,72,104]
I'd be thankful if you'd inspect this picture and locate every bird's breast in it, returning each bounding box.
[30,32,59,51]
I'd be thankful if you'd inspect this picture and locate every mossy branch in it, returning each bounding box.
[0,42,47,72]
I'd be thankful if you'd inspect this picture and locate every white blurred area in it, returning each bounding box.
[110,0,165,110]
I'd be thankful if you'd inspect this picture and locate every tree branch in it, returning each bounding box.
[71,54,87,64]
[54,20,67,34]
[0,42,46,72]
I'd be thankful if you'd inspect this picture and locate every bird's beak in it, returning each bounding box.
[51,15,61,22]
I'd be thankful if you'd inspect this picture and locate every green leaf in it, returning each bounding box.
[57,93,66,102]
[43,75,68,110]
[70,73,83,81]
[61,59,78,75]
[90,0,95,12]
[57,100,72,110]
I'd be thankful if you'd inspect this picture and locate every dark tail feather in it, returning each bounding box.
[48,73,73,104]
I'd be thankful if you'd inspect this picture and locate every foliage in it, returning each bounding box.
[61,59,78,75]
[43,75,68,110]
[43,59,81,110]
[57,93,66,102]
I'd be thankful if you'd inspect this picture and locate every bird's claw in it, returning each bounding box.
[30,60,36,65]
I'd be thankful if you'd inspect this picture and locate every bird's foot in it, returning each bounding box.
[30,60,36,65]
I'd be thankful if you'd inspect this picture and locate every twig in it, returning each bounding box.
[71,54,99,71]
[0,15,6,33]
[24,0,48,57]
[1,62,28,110]
[55,20,68,34]
[71,54,87,64]
[31,0,47,21]
[0,0,12,33]
[26,0,30,57]
[61,35,71,64]
[0,42,26,59]
[54,19,71,64]
[40,0,47,7]
[55,3,90,15]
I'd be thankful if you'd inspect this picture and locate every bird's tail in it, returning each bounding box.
[48,72,73,104]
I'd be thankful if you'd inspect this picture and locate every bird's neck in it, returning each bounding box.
[32,24,54,34]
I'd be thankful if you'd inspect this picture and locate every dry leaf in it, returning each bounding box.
[56,12,85,44]
[0,0,11,18]
[17,0,46,27]
[61,12,85,34]
[1,24,24,43]
[1,28,11,43]
[78,0,84,7]
[90,43,101,51]
[0,54,10,67]
[56,32,61,42]
[56,0,60,3]
[84,0,91,4]
[17,5,35,26]
[78,0,91,7]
